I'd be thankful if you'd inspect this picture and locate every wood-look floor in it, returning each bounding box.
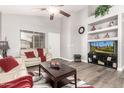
[28,58,124,88]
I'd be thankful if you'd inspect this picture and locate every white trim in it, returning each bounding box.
[88,37,118,42]
[81,59,87,63]
[60,57,88,63]
[60,57,73,62]
[88,26,118,34]
[117,66,124,71]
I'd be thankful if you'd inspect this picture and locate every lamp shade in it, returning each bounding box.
[0,41,10,50]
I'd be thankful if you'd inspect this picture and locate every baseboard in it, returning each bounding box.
[60,57,73,62]
[60,57,88,63]
[117,66,124,71]
[81,59,87,63]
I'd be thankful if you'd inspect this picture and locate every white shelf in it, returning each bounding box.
[88,14,118,25]
[88,26,118,34]
[88,37,118,42]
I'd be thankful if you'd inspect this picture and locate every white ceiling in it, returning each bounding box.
[0,5,86,18]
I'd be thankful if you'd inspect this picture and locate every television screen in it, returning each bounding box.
[90,41,117,54]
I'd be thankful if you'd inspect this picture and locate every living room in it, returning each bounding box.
[0,0,124,90]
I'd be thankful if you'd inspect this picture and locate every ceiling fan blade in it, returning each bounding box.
[59,10,71,17]
[50,13,54,20]
[40,8,47,11]
[54,5,64,7]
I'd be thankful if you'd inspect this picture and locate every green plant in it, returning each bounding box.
[95,5,112,17]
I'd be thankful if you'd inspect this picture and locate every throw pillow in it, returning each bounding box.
[25,51,36,58]
[37,48,46,62]
[37,48,44,57]
[0,56,19,72]
[40,56,46,62]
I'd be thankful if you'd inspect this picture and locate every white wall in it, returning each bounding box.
[79,7,88,62]
[60,17,72,60]
[1,13,61,57]
[48,33,60,58]
[60,8,88,61]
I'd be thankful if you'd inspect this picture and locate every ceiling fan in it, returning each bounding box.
[39,5,71,20]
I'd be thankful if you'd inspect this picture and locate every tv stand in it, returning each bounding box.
[88,52,117,69]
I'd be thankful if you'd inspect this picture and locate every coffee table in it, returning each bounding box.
[39,62,77,88]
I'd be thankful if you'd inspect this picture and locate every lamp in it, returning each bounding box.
[0,41,10,57]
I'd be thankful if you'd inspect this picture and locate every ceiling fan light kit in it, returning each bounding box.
[39,5,71,20]
[47,6,59,15]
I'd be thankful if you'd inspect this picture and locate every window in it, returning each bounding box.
[20,30,45,49]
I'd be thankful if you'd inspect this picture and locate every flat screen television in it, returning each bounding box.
[90,41,117,54]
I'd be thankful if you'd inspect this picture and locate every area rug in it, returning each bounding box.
[29,71,94,88]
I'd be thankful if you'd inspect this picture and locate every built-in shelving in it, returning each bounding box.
[87,13,118,42]
[87,12,120,70]
[88,26,118,34]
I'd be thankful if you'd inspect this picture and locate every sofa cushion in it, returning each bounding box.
[25,51,36,58]
[0,68,28,83]
[0,56,19,72]
[24,57,40,62]
[25,61,41,67]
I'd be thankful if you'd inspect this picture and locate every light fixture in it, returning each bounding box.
[47,6,59,15]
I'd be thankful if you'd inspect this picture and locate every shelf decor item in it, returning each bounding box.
[109,21,114,27]
[95,5,112,17]
[91,26,96,31]
[104,33,109,38]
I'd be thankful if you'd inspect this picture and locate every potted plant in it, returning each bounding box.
[95,5,112,17]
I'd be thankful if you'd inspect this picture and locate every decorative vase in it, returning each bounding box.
[104,33,109,38]
[91,26,96,31]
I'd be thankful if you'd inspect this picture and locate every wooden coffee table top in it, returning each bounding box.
[40,61,76,79]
